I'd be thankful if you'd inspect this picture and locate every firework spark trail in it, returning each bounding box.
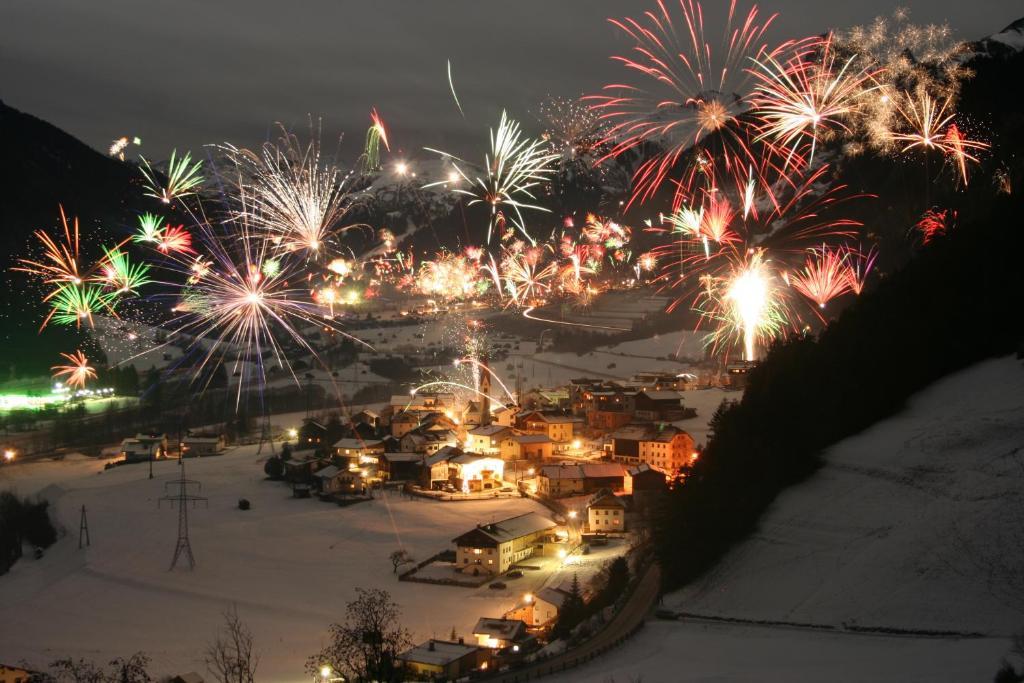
[13,207,132,329]
[157,225,196,255]
[51,350,97,389]
[13,206,85,292]
[98,246,152,295]
[651,151,865,358]
[502,248,556,306]
[134,213,166,244]
[220,127,368,257]
[789,245,853,308]
[915,208,954,243]
[522,305,630,332]
[139,149,204,204]
[447,59,465,118]
[751,35,880,168]
[588,0,802,208]
[697,249,786,361]
[407,381,504,409]
[46,283,114,329]
[842,243,877,295]
[362,109,390,171]
[425,111,559,245]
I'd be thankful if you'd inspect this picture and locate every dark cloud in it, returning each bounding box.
[2,0,1019,160]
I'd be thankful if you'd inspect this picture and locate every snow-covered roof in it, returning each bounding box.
[540,463,626,480]
[638,389,684,401]
[314,465,341,479]
[398,639,479,666]
[534,587,568,609]
[381,452,423,463]
[333,438,382,450]
[472,617,526,640]
[455,512,556,545]
[589,492,625,509]
[468,424,511,437]
[522,412,574,423]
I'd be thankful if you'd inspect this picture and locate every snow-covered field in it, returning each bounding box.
[0,447,551,680]
[552,356,1024,682]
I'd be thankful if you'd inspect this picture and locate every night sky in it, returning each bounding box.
[2,0,1020,160]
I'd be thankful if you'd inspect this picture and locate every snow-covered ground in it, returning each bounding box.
[0,446,553,680]
[552,356,1024,682]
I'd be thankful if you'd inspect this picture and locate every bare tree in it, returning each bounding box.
[106,654,151,683]
[204,606,259,683]
[48,658,105,683]
[389,549,414,574]
[306,588,412,682]
[48,653,150,683]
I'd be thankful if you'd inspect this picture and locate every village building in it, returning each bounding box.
[401,428,459,455]
[453,512,557,576]
[379,452,423,481]
[567,378,607,416]
[120,433,167,462]
[632,389,690,421]
[472,617,528,649]
[390,411,421,438]
[610,424,696,473]
[332,437,384,462]
[537,462,627,498]
[397,639,490,680]
[490,405,517,427]
[352,409,380,428]
[508,587,570,627]
[516,411,577,443]
[500,433,552,461]
[624,462,668,495]
[296,419,327,451]
[521,387,571,411]
[465,424,512,455]
[587,492,627,532]
[283,455,325,484]
[312,464,346,494]
[181,433,225,457]
[389,391,456,416]
[630,371,698,391]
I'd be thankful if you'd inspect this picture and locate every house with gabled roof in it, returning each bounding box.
[472,617,528,649]
[453,512,557,576]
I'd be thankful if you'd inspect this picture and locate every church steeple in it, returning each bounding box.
[478,353,491,426]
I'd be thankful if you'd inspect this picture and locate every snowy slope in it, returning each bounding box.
[551,356,1024,682]
[0,448,550,680]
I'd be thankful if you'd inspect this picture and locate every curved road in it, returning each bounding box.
[485,562,662,682]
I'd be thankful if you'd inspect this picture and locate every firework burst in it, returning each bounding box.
[698,249,787,361]
[789,245,853,308]
[98,246,152,295]
[134,213,166,244]
[156,225,196,255]
[589,0,801,207]
[220,127,367,257]
[425,111,559,245]
[139,149,204,203]
[751,35,880,167]
[51,350,97,389]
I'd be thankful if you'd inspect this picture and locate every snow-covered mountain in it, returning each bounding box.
[973,16,1024,57]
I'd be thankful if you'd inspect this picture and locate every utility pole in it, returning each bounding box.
[158,462,207,570]
[78,505,90,549]
[256,412,276,456]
